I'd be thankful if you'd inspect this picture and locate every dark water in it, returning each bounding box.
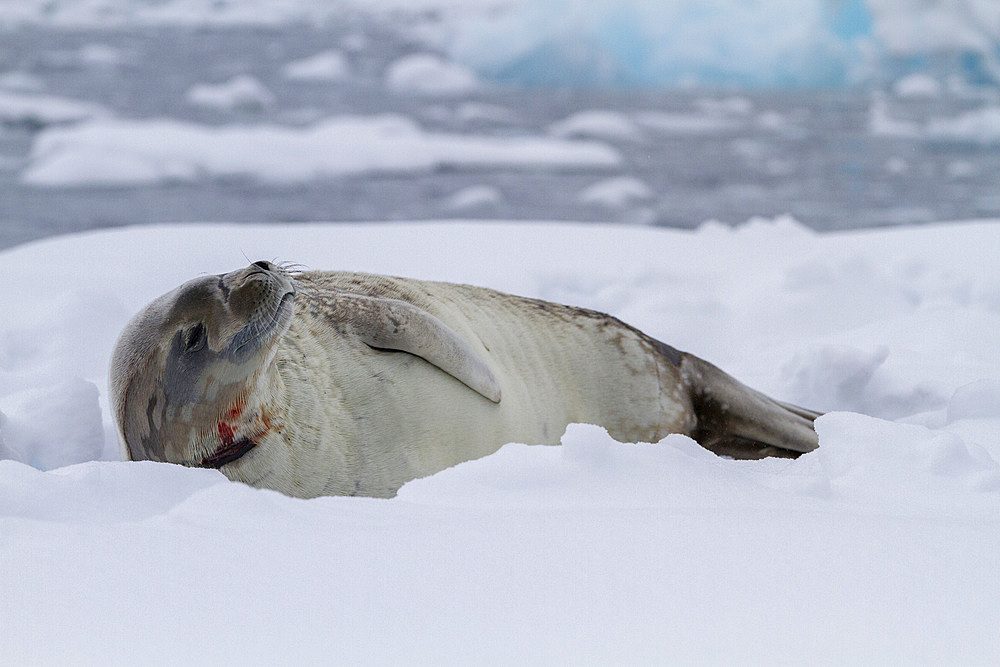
[2,24,1000,250]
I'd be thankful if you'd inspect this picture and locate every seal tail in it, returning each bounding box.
[680,354,820,459]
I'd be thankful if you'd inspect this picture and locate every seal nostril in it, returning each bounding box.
[253,260,271,271]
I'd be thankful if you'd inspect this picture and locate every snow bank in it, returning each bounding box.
[22,115,621,187]
[2,218,999,663]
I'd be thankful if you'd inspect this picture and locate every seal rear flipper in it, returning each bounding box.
[680,354,820,460]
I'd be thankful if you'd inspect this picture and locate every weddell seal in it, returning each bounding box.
[110,261,820,498]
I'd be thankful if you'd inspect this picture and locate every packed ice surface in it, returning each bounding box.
[1,218,998,663]
[3,1,1000,89]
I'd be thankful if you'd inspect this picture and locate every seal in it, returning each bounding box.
[110,261,820,498]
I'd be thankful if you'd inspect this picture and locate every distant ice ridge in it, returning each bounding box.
[449,0,1000,89]
[1,1,999,89]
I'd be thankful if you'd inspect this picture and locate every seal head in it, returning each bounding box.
[110,261,294,468]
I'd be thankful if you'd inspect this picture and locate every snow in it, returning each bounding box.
[282,50,351,82]
[185,75,276,112]
[385,53,480,96]
[21,115,621,187]
[2,217,999,663]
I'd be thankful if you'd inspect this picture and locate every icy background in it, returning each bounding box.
[4,0,1000,247]
[2,2,1000,663]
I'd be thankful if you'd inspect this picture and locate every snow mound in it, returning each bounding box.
[282,50,351,81]
[185,75,275,112]
[0,379,104,471]
[22,116,622,187]
[385,53,479,96]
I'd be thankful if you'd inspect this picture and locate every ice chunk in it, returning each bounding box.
[282,50,351,81]
[441,184,503,213]
[23,116,621,187]
[385,53,479,96]
[893,73,942,99]
[578,176,653,208]
[185,75,275,112]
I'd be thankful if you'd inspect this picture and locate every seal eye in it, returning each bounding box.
[184,323,206,353]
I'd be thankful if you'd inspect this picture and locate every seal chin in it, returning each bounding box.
[196,436,258,469]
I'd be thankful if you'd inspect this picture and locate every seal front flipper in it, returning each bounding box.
[333,292,502,403]
[680,354,820,459]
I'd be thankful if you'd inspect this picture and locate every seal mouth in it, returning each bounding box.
[196,437,257,468]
